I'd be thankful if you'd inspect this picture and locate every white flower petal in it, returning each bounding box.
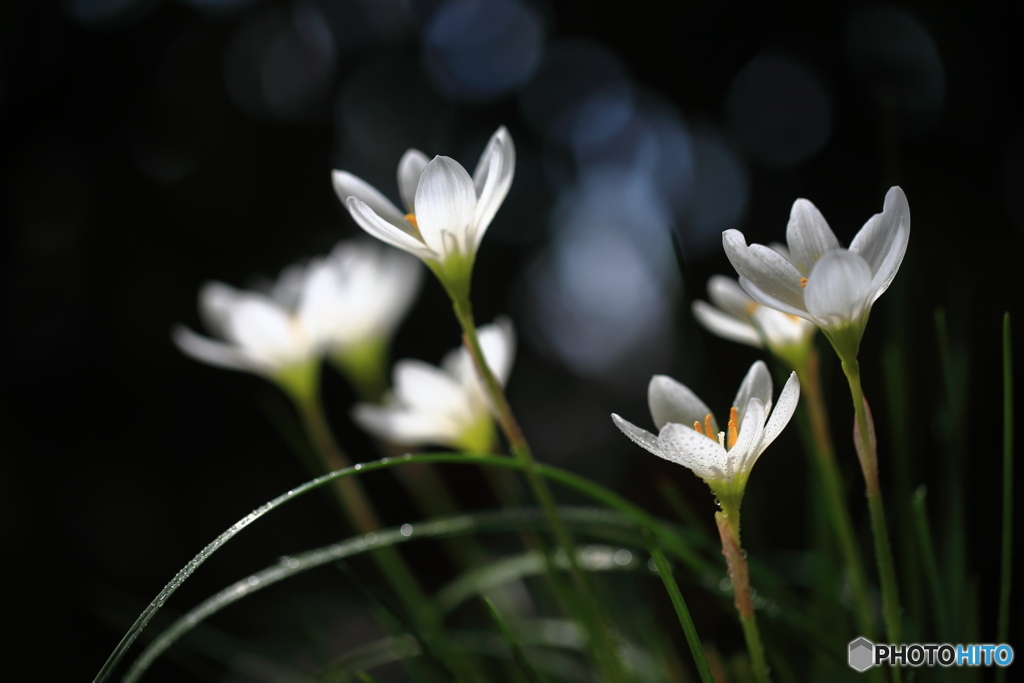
[476,317,516,386]
[691,301,763,348]
[353,403,460,447]
[803,251,874,325]
[769,241,793,262]
[172,325,264,374]
[414,156,477,256]
[611,414,663,458]
[332,170,407,227]
[729,397,766,479]
[346,197,435,260]
[723,230,808,316]
[752,307,816,347]
[785,198,841,275]
[269,263,307,309]
[849,186,910,303]
[707,275,756,319]
[732,361,773,425]
[648,375,718,433]
[198,281,240,339]
[658,423,729,482]
[760,371,800,454]
[297,258,342,349]
[398,149,430,214]
[392,359,471,415]
[472,127,515,249]
[226,297,307,365]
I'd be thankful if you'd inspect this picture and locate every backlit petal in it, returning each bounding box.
[392,359,469,414]
[760,371,800,453]
[346,197,435,260]
[803,251,874,325]
[398,149,429,214]
[849,186,910,303]
[332,170,407,227]
[729,397,766,479]
[706,275,755,319]
[658,423,729,482]
[172,325,262,373]
[611,414,663,458]
[732,361,773,426]
[785,198,841,275]
[473,127,515,249]
[414,156,477,256]
[723,230,808,315]
[648,375,717,433]
[692,301,763,348]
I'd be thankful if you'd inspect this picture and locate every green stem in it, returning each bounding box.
[841,359,902,682]
[795,350,875,640]
[451,296,627,682]
[715,508,769,683]
[997,312,1013,683]
[290,390,475,682]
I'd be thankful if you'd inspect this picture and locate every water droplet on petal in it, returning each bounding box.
[400,524,413,537]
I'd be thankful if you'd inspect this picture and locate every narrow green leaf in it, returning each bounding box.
[643,528,714,683]
[997,312,1013,683]
[483,597,544,683]
[910,486,949,639]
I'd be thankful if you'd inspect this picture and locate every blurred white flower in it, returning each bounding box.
[722,186,909,360]
[173,276,323,395]
[692,275,817,366]
[332,126,515,299]
[612,361,799,503]
[353,318,515,454]
[173,240,421,397]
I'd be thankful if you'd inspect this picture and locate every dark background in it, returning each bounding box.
[2,0,1022,680]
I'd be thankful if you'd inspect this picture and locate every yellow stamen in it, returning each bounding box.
[800,277,808,288]
[744,301,759,314]
[727,406,739,449]
[693,420,704,436]
[404,213,419,229]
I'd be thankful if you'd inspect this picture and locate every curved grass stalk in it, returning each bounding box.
[125,511,661,681]
[95,453,825,682]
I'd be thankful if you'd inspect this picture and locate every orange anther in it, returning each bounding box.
[404,213,419,229]
[727,406,739,449]
[705,414,714,439]
[800,277,808,288]
[693,420,704,436]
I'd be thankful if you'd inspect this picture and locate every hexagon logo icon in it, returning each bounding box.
[849,637,874,672]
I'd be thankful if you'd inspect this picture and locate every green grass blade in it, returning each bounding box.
[910,486,949,639]
[997,312,1014,683]
[483,597,544,683]
[643,528,714,683]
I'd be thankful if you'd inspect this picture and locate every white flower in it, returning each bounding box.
[331,126,515,298]
[307,240,422,356]
[722,186,909,360]
[353,318,515,454]
[173,275,323,393]
[692,275,817,365]
[612,361,800,501]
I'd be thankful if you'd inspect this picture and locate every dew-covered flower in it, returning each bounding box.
[692,275,817,368]
[722,186,909,361]
[353,318,515,454]
[332,126,515,300]
[612,361,800,505]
